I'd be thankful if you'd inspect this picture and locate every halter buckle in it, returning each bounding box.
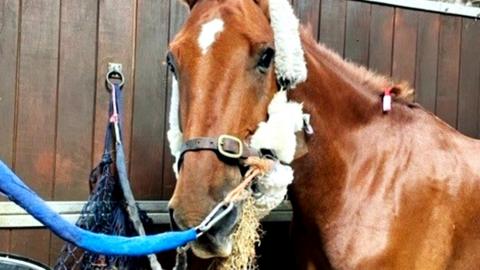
[218,135,243,159]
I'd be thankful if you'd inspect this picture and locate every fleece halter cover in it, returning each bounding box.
[167,0,307,215]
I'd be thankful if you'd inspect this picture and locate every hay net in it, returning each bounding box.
[54,89,152,270]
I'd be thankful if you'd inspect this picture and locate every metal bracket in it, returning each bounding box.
[106,62,125,88]
[108,63,123,74]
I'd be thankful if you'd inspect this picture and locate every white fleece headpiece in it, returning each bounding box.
[269,0,307,88]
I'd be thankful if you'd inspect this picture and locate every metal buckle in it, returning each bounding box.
[218,135,243,159]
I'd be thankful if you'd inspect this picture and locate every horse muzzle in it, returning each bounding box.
[169,203,241,258]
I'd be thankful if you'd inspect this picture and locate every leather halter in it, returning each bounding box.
[177,135,275,171]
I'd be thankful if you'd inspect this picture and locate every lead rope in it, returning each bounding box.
[108,80,163,270]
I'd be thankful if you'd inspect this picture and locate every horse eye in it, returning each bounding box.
[257,47,275,74]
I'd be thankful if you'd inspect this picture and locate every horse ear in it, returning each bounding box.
[181,0,199,9]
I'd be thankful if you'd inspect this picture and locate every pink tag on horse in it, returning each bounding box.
[383,88,392,112]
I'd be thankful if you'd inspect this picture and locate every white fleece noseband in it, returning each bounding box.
[167,0,308,215]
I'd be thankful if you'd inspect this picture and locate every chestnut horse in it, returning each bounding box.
[167,0,480,269]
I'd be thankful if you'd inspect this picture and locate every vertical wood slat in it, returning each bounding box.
[93,0,136,167]
[162,0,189,199]
[392,8,418,87]
[415,12,440,112]
[293,0,321,40]
[0,230,10,252]
[0,7,18,250]
[435,15,461,127]
[10,229,50,264]
[345,1,371,66]
[12,0,60,264]
[368,5,394,76]
[130,0,170,199]
[54,0,97,201]
[49,0,98,263]
[319,0,346,56]
[457,18,480,137]
[0,0,19,168]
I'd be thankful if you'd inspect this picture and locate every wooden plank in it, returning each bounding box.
[49,233,64,267]
[130,0,170,199]
[345,1,371,66]
[54,0,97,201]
[13,0,59,262]
[93,0,136,167]
[162,0,189,199]
[0,230,10,252]
[49,0,97,263]
[10,229,50,265]
[319,0,347,56]
[392,8,418,87]
[415,12,440,112]
[0,0,19,168]
[435,15,461,128]
[457,19,480,137]
[15,0,59,200]
[293,0,321,40]
[368,4,394,76]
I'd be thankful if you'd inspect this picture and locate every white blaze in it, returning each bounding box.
[198,18,224,55]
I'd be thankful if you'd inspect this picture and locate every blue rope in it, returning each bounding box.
[0,160,197,256]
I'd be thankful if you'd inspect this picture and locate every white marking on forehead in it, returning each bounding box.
[198,18,224,55]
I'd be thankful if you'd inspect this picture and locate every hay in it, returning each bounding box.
[211,197,263,270]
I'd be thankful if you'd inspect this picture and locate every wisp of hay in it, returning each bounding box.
[212,197,263,270]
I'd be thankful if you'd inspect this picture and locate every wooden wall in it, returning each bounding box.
[0,0,479,267]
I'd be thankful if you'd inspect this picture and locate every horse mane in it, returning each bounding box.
[299,28,415,103]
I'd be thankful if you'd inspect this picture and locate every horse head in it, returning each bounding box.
[166,0,305,259]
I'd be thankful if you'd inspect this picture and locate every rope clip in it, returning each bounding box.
[195,201,235,236]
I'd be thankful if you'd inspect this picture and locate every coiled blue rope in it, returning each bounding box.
[0,160,197,256]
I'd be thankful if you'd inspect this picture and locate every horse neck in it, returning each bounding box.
[288,41,380,140]
[286,39,383,223]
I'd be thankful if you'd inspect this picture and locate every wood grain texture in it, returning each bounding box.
[392,8,418,86]
[48,233,64,267]
[0,230,10,252]
[457,19,480,137]
[10,229,50,265]
[130,0,170,199]
[53,0,97,201]
[12,0,59,263]
[319,0,346,56]
[0,0,19,168]
[15,0,59,200]
[293,0,321,40]
[93,0,136,167]
[435,15,461,127]
[415,12,440,112]
[162,0,189,199]
[368,5,394,76]
[345,1,371,66]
